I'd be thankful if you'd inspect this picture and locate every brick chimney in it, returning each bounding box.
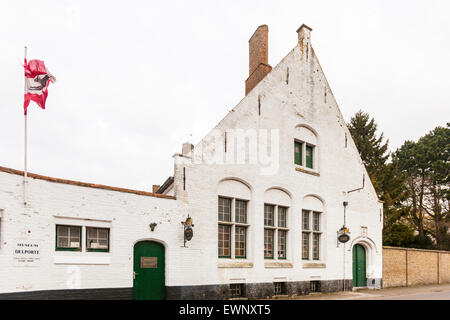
[245,25,272,95]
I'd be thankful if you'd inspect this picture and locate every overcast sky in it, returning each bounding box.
[0,0,449,191]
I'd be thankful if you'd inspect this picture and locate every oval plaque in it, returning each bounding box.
[338,233,350,243]
[184,227,193,241]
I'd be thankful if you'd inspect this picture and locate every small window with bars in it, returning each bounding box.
[230,283,245,298]
[86,227,110,252]
[310,281,321,293]
[274,282,286,295]
[56,225,82,251]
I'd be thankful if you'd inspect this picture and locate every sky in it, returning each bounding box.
[0,0,449,191]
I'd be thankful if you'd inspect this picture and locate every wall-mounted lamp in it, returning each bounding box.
[149,222,157,232]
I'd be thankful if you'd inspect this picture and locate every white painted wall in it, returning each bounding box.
[173,34,383,287]
[0,31,382,295]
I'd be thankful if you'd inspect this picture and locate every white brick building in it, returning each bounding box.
[0,24,383,299]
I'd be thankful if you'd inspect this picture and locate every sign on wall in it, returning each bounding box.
[13,241,41,266]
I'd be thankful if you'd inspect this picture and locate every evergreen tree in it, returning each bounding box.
[348,110,389,194]
[348,110,408,245]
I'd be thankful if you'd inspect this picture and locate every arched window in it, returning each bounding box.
[264,188,292,260]
[302,195,324,261]
[217,179,252,259]
[294,125,318,171]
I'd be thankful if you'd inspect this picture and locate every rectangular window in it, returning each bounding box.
[235,226,246,258]
[274,282,286,295]
[306,145,313,168]
[302,232,309,260]
[278,207,287,228]
[294,141,302,165]
[313,233,320,260]
[302,210,310,230]
[264,204,274,226]
[86,227,110,252]
[235,200,247,224]
[218,224,231,258]
[313,211,320,231]
[278,230,287,259]
[230,284,244,298]
[56,225,81,251]
[218,197,231,222]
[310,281,321,293]
[264,229,274,259]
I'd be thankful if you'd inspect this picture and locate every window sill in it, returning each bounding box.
[302,262,326,269]
[264,261,293,269]
[295,166,320,176]
[218,260,254,268]
[54,255,111,265]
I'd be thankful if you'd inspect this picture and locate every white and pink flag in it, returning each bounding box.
[23,59,56,115]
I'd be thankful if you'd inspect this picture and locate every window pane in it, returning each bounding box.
[235,200,247,224]
[306,145,313,169]
[218,197,231,222]
[278,230,287,259]
[313,233,320,260]
[70,227,80,237]
[264,229,274,258]
[218,224,231,257]
[294,141,302,165]
[58,225,68,237]
[98,229,108,239]
[278,207,287,228]
[302,232,310,260]
[230,284,243,298]
[302,210,310,230]
[264,204,274,226]
[58,237,69,248]
[87,227,109,250]
[235,226,246,258]
[56,225,81,249]
[87,228,96,239]
[313,212,320,231]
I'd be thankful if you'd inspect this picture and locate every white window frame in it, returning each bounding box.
[302,210,322,261]
[264,203,289,260]
[218,196,250,259]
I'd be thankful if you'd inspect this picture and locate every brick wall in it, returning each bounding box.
[383,246,450,288]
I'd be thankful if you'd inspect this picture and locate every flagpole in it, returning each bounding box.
[24,46,28,206]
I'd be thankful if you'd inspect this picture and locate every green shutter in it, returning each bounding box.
[306,145,313,168]
[294,141,302,165]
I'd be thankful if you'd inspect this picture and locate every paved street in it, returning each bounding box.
[288,283,450,300]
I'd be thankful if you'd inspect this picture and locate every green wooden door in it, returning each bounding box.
[133,241,165,300]
[352,244,367,287]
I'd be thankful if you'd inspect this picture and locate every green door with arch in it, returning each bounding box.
[352,244,367,287]
[133,241,165,300]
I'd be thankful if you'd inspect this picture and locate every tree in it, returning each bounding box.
[348,110,389,194]
[417,125,449,249]
[396,124,450,250]
[348,110,408,245]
